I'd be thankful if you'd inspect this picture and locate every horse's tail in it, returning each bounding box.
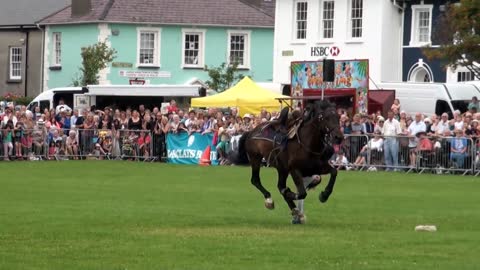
[228,132,250,165]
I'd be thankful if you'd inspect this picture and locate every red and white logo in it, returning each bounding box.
[330,46,340,57]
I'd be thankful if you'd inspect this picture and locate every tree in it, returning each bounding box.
[204,62,245,92]
[72,41,117,86]
[422,0,480,79]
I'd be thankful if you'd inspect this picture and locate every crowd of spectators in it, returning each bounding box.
[336,97,480,173]
[2,96,480,173]
[0,99,281,162]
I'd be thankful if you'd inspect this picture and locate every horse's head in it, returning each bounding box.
[310,100,344,145]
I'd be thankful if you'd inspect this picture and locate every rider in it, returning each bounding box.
[268,107,290,148]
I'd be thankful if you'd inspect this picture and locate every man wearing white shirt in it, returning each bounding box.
[434,113,449,135]
[407,113,426,167]
[381,111,402,171]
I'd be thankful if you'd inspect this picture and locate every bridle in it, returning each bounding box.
[296,106,339,156]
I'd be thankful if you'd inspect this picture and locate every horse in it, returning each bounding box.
[229,100,343,223]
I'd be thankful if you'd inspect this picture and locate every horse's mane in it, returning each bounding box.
[303,100,335,123]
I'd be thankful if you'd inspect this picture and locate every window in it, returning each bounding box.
[350,0,363,38]
[410,5,433,46]
[321,0,335,39]
[9,47,22,80]
[52,32,61,66]
[457,71,476,82]
[294,1,308,40]
[228,31,250,69]
[182,29,205,68]
[137,28,161,66]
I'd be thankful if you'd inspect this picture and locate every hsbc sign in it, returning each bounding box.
[310,46,341,57]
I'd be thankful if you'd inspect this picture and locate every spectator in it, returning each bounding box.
[330,150,350,170]
[2,107,17,127]
[391,98,401,113]
[434,113,449,135]
[139,104,146,120]
[353,130,383,167]
[185,110,196,129]
[128,110,142,130]
[342,117,352,135]
[14,119,25,159]
[153,114,169,160]
[170,114,183,133]
[417,131,433,151]
[239,114,253,133]
[216,127,231,165]
[138,131,151,159]
[202,115,215,134]
[66,130,79,159]
[167,100,179,114]
[468,96,480,112]
[454,112,464,130]
[364,114,375,134]
[424,118,433,134]
[3,120,14,160]
[32,119,47,157]
[381,111,402,171]
[99,114,111,130]
[407,113,426,168]
[450,129,468,168]
[55,99,72,115]
[119,111,128,130]
[466,119,480,138]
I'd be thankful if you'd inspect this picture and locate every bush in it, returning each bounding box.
[0,92,34,105]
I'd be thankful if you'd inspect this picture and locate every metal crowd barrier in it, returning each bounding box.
[342,134,476,175]
[0,128,155,162]
[1,128,479,176]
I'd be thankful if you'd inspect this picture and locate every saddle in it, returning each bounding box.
[262,108,302,145]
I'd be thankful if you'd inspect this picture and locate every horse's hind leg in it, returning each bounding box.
[319,165,338,203]
[250,156,274,209]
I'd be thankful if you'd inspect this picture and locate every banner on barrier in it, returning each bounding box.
[166,132,218,165]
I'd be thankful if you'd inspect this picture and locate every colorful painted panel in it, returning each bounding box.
[291,60,369,114]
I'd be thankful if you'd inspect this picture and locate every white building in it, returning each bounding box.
[273,0,404,88]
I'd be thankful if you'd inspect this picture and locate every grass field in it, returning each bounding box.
[0,161,479,270]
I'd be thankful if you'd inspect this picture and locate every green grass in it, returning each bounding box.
[0,161,479,270]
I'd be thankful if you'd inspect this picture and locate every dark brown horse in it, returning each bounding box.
[229,100,343,223]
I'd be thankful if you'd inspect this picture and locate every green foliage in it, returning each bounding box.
[204,62,245,92]
[0,92,33,105]
[73,41,117,86]
[423,0,480,79]
[11,96,33,105]
[355,61,368,78]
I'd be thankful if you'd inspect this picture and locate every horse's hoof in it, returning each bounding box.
[319,192,329,203]
[264,198,275,210]
[291,218,302,224]
[291,213,306,224]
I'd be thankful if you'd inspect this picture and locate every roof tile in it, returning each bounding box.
[40,0,274,27]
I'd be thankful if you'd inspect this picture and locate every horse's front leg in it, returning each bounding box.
[276,168,297,213]
[289,169,309,224]
[319,164,338,203]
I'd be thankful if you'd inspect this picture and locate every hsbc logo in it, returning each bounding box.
[310,46,341,57]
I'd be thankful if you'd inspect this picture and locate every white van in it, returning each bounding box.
[27,84,202,113]
[375,82,480,117]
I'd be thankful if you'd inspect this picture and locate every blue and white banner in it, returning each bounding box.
[166,132,218,165]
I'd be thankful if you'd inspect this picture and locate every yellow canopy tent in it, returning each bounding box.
[191,76,289,115]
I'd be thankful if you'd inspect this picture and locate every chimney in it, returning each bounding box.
[71,0,92,17]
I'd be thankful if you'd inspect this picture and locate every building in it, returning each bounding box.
[39,0,275,93]
[402,0,478,83]
[273,0,404,88]
[0,0,70,97]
